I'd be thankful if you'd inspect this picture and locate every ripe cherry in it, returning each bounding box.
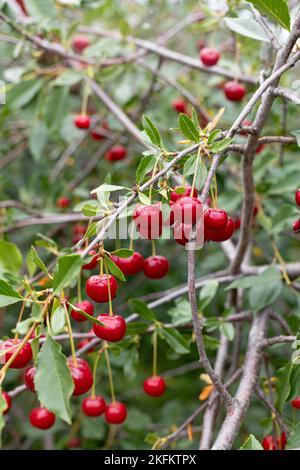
[82,250,98,270]
[173,196,202,225]
[2,392,12,415]
[262,432,286,451]
[74,115,91,130]
[86,274,118,303]
[29,407,56,430]
[295,189,300,207]
[173,223,193,245]
[72,36,90,52]
[143,376,166,397]
[71,300,94,323]
[57,196,70,209]
[224,81,246,102]
[105,146,127,162]
[170,185,198,203]
[205,216,234,242]
[91,121,109,141]
[105,402,127,425]
[172,99,188,114]
[292,396,300,409]
[24,366,36,392]
[204,208,228,230]
[93,314,127,343]
[67,437,82,449]
[293,219,300,233]
[200,48,220,67]
[67,358,93,396]
[82,396,106,417]
[144,256,169,279]
[111,252,144,276]
[234,218,241,230]
[133,203,163,239]
[0,339,32,369]
[255,143,265,154]
[73,223,86,235]
[16,0,27,14]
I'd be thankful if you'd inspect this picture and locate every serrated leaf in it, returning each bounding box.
[142,115,162,148]
[159,327,190,354]
[110,249,134,258]
[247,0,290,31]
[0,240,22,274]
[136,155,156,184]
[224,17,270,42]
[0,279,23,307]
[210,137,233,153]
[178,113,200,142]
[129,299,155,321]
[219,322,235,341]
[126,322,149,335]
[199,280,219,310]
[105,257,126,282]
[52,254,82,294]
[91,184,129,194]
[30,246,50,277]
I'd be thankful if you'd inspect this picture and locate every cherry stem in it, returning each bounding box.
[271,240,291,286]
[129,222,135,251]
[77,273,82,303]
[191,146,202,197]
[81,83,89,116]
[63,301,78,367]
[152,239,156,257]
[104,258,113,316]
[14,299,27,340]
[91,349,103,398]
[152,327,158,377]
[104,345,116,403]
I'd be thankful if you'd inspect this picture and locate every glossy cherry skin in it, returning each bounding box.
[173,196,202,225]
[24,366,36,392]
[295,189,300,207]
[105,146,127,162]
[205,216,234,242]
[57,197,70,208]
[262,432,286,451]
[292,396,300,409]
[93,314,127,343]
[172,100,188,114]
[91,121,109,141]
[82,396,106,417]
[86,274,118,303]
[0,339,32,369]
[74,115,91,129]
[144,256,169,279]
[68,358,93,396]
[224,81,246,102]
[72,36,90,52]
[143,376,166,397]
[71,300,94,323]
[29,407,56,430]
[200,48,220,67]
[133,203,163,239]
[170,185,198,203]
[293,219,300,233]
[111,252,144,276]
[2,392,12,415]
[105,402,127,425]
[81,250,98,270]
[204,208,228,230]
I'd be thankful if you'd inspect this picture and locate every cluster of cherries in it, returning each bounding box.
[292,188,300,233]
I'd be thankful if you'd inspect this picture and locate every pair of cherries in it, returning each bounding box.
[262,432,286,451]
[293,188,300,233]
[82,396,127,424]
[112,252,169,280]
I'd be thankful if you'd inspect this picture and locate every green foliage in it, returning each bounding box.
[52,254,82,294]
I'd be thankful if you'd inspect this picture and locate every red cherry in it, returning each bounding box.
[293,219,300,233]
[255,143,265,154]
[82,250,98,270]
[67,358,93,396]
[253,205,259,217]
[234,218,241,230]
[200,48,220,67]
[67,437,82,449]
[173,196,202,225]
[2,392,12,415]
[72,36,90,52]
[111,252,144,276]
[29,407,56,430]
[57,197,70,209]
[24,366,36,392]
[74,115,91,130]
[82,396,106,417]
[262,432,286,451]
[133,203,163,239]
[105,146,127,162]
[292,396,300,409]
[295,189,300,207]
[73,223,86,235]
[91,121,109,141]
[144,256,169,279]
[205,216,234,242]
[204,208,228,230]
[170,185,198,203]
[143,376,166,397]
[172,100,188,114]
[86,274,118,303]
[224,81,246,102]
[0,339,32,369]
[105,402,127,425]
[71,300,94,323]
[93,314,126,343]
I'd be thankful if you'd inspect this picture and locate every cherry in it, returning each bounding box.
[144,256,169,279]
[0,339,32,369]
[293,219,300,233]
[74,115,91,130]
[105,402,127,425]
[133,203,163,239]
[2,392,12,415]
[82,250,98,270]
[71,300,94,323]
[205,216,234,242]
[57,196,70,209]
[253,205,259,217]
[72,36,90,53]
[111,252,144,276]
[295,189,300,207]
[224,81,246,102]
[292,396,300,409]
[204,208,228,230]
[67,437,82,449]
[200,48,220,67]
[105,146,127,162]
[67,358,93,396]
[82,396,106,417]
[262,432,286,451]
[172,100,188,114]
[173,196,202,225]
[24,366,36,392]
[143,376,166,397]
[91,121,109,141]
[234,217,241,230]
[29,407,56,430]
[255,143,265,154]
[170,185,198,203]
[86,274,118,303]
[93,314,126,343]
[16,0,27,14]
[73,223,86,235]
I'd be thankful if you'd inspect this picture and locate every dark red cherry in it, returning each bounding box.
[57,196,70,209]
[255,143,265,154]
[0,339,32,369]
[292,396,300,409]
[105,146,127,162]
[173,196,202,225]
[82,396,106,417]
[295,189,300,207]
[293,219,300,233]
[105,402,127,425]
[91,121,109,141]
[67,437,82,449]
[2,392,12,415]
[24,366,36,392]
[144,256,169,279]
[82,250,98,270]
[170,185,198,203]
[72,36,90,52]
[234,218,241,230]
[204,208,228,230]
[200,48,220,66]
[74,115,91,129]
[111,252,144,276]
[143,376,166,397]
[262,432,286,451]
[71,300,94,323]
[172,99,188,114]
[133,203,163,239]
[29,407,56,430]
[93,314,126,343]
[86,274,118,303]
[205,216,234,242]
[67,358,93,396]
[224,81,246,102]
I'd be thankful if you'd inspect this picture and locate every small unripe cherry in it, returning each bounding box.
[200,48,220,67]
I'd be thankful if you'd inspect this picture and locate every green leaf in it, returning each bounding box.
[178,113,200,142]
[276,362,293,411]
[29,122,48,161]
[240,434,263,450]
[30,246,49,277]
[210,137,233,153]
[35,336,74,424]
[0,279,23,307]
[247,0,290,31]
[270,204,296,234]
[52,70,83,87]
[227,267,281,290]
[142,115,162,148]
[138,192,151,206]
[52,254,82,294]
[105,257,126,282]
[129,299,155,321]
[291,130,300,147]
[6,79,43,109]
[167,298,192,326]
[207,129,222,144]
[220,322,235,341]
[126,322,149,335]
[249,269,282,313]
[136,155,156,184]
[123,347,139,381]
[67,302,104,326]
[110,249,134,258]
[199,280,219,310]
[91,184,129,195]
[159,327,190,355]
[50,306,66,334]
[24,0,57,21]
[224,17,270,42]
[0,240,22,274]
[286,422,300,450]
